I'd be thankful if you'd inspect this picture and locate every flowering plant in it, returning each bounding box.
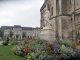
[52,43,61,53]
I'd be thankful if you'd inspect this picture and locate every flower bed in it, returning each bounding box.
[12,39,80,60]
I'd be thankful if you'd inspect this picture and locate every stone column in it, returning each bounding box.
[72,0,76,41]
[72,14,76,40]
[59,0,62,14]
[58,16,62,39]
[53,0,57,16]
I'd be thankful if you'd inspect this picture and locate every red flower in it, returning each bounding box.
[41,49,43,50]
[23,50,27,53]
[73,46,75,47]
[27,51,30,53]
[49,49,51,50]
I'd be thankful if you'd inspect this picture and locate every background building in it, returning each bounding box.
[1,25,40,39]
[40,0,80,43]
[32,27,40,38]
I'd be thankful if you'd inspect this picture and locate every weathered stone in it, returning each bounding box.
[40,0,80,42]
[40,28,55,43]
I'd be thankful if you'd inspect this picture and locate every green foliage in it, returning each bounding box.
[9,30,13,38]
[60,45,66,53]
[66,40,72,47]
[61,53,68,59]
[15,51,23,56]
[71,41,76,47]
[46,55,54,60]
[76,46,80,51]
[0,28,4,38]
[60,45,66,50]
[3,39,9,45]
[55,40,62,45]
[12,39,80,60]
[25,52,35,60]
[60,47,75,59]
[63,48,75,57]
[55,40,72,47]
[34,51,42,58]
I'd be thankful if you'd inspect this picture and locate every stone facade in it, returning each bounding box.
[40,0,80,43]
[32,27,40,38]
[1,25,40,39]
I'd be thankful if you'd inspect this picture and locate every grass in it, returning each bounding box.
[0,45,26,60]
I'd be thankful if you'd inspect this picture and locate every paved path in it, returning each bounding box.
[0,41,3,45]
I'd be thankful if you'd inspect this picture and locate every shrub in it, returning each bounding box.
[3,39,9,45]
[66,40,72,47]
[76,46,80,51]
[12,39,80,60]
[52,43,61,53]
[60,47,75,59]
[55,40,62,45]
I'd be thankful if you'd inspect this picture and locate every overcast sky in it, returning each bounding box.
[0,0,44,28]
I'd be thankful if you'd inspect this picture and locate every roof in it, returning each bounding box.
[1,25,32,30]
[32,28,40,29]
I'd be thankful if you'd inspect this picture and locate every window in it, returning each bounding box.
[51,7,53,16]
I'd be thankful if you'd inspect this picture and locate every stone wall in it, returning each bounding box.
[40,0,80,41]
[61,16,72,40]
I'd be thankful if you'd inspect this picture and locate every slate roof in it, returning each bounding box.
[1,25,32,30]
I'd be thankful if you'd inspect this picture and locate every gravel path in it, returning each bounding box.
[0,41,3,45]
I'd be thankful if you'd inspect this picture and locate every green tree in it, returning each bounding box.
[22,32,26,39]
[9,30,13,38]
[0,28,4,39]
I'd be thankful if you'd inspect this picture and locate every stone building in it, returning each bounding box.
[40,0,80,43]
[32,27,40,38]
[1,25,40,39]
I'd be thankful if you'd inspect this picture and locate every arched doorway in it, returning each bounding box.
[16,34,19,39]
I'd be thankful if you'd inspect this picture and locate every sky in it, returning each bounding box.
[0,0,44,28]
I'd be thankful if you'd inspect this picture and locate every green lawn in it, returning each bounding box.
[0,45,26,60]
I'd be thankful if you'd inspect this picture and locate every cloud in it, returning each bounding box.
[0,0,44,27]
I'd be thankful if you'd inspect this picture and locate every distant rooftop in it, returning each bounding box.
[1,25,32,30]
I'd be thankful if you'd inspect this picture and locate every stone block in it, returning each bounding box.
[40,28,55,43]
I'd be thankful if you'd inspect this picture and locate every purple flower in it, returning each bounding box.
[52,44,61,53]
[72,48,80,56]
[52,43,57,45]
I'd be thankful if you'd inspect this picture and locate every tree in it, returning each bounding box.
[9,30,13,38]
[0,28,4,39]
[22,32,26,39]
